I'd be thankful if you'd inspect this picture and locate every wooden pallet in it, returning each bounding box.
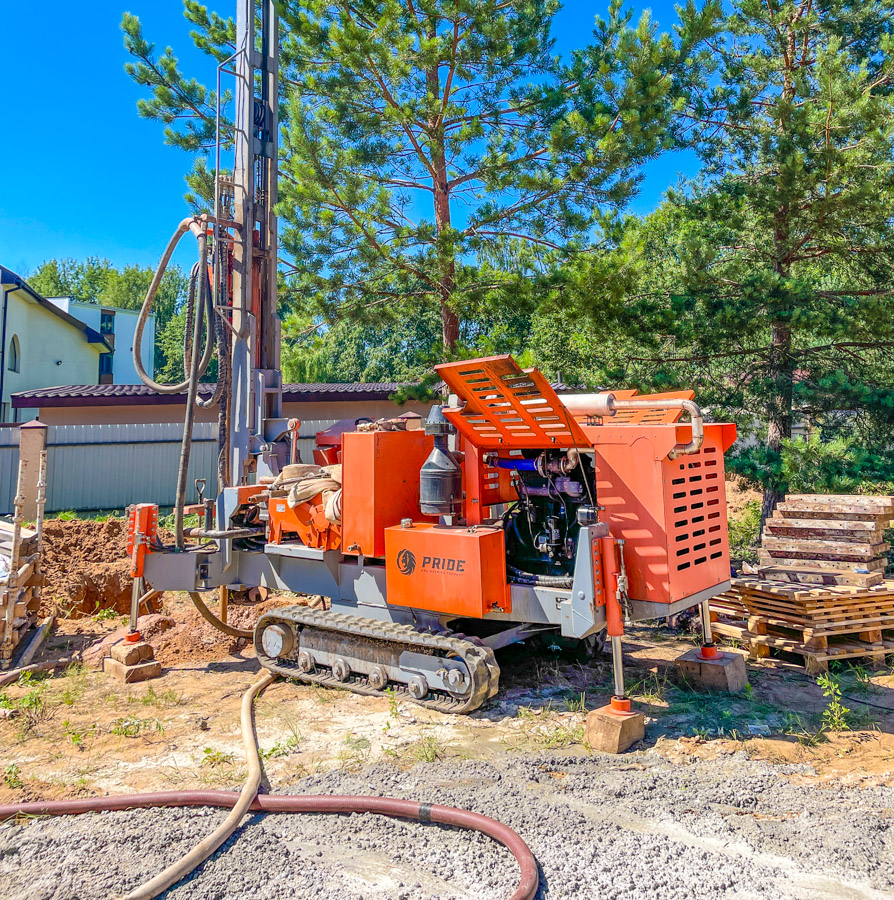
[709,613,894,675]
[755,565,883,587]
[712,575,894,673]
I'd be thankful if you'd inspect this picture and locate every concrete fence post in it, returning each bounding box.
[18,420,47,521]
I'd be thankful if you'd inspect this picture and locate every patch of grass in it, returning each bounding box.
[63,720,97,749]
[405,734,448,763]
[310,684,341,705]
[109,716,164,738]
[59,664,88,706]
[539,722,585,749]
[128,686,181,709]
[783,712,827,747]
[628,672,670,707]
[337,733,371,771]
[3,764,23,789]
[201,747,235,768]
[259,732,302,760]
[563,691,587,713]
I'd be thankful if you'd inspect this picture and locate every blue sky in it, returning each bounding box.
[0,0,697,279]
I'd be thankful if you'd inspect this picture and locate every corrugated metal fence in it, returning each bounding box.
[0,419,343,514]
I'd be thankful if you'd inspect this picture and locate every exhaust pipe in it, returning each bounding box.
[560,393,704,458]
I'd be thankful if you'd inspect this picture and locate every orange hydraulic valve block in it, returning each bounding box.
[125,503,158,642]
[127,503,158,579]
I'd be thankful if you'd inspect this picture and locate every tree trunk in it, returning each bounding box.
[762,318,793,525]
[428,68,458,353]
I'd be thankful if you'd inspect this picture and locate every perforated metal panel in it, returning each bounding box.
[436,355,588,449]
[665,443,726,576]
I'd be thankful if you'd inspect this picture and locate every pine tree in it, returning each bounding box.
[553,0,894,520]
[122,0,719,355]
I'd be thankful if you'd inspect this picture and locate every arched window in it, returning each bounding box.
[8,335,19,373]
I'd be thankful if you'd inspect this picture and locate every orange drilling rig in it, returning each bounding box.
[129,0,736,715]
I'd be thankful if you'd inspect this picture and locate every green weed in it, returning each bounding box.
[128,686,181,708]
[259,732,302,760]
[92,608,123,622]
[564,691,587,713]
[201,747,235,768]
[817,673,851,733]
[3,764,23,790]
[337,733,371,771]
[406,734,448,763]
[63,721,97,748]
[109,716,164,738]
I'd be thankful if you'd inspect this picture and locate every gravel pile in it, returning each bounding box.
[2,751,893,899]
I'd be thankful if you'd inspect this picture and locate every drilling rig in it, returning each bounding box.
[130,0,736,715]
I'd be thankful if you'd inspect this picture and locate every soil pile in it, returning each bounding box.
[149,595,298,665]
[40,519,134,617]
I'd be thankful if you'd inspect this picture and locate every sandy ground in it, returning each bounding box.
[3,593,894,806]
[3,514,894,898]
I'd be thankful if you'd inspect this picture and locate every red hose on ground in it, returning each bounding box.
[0,791,539,900]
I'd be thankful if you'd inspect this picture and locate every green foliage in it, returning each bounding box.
[123,0,721,361]
[109,716,164,737]
[550,0,894,514]
[28,256,189,376]
[3,764,23,790]
[817,672,851,733]
[728,500,761,564]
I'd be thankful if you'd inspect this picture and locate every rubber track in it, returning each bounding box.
[254,606,499,714]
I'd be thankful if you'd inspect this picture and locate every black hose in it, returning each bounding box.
[508,565,573,588]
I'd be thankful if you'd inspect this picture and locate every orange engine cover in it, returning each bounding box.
[384,523,510,617]
[341,430,435,557]
[582,421,737,606]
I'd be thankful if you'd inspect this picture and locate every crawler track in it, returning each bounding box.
[255,606,499,713]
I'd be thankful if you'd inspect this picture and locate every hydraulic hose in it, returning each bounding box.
[188,591,253,640]
[0,681,540,900]
[508,565,573,588]
[120,669,275,900]
[173,242,209,548]
[133,217,215,395]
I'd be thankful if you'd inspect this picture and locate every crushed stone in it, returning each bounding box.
[2,750,892,899]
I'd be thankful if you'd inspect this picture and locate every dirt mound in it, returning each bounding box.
[40,519,134,617]
[150,595,299,665]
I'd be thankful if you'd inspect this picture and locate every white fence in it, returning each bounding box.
[0,418,343,514]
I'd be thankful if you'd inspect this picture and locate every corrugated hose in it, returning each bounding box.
[0,673,539,900]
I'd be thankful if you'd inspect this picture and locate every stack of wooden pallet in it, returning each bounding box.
[0,519,44,668]
[759,494,893,587]
[711,494,894,674]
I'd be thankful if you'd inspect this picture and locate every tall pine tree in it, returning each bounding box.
[554,0,894,519]
[122,0,719,358]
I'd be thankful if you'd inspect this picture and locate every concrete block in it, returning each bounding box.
[103,657,162,684]
[110,640,154,667]
[585,705,645,754]
[674,647,748,693]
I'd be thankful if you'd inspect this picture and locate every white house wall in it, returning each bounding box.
[2,288,103,421]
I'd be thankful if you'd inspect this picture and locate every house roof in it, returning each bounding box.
[0,267,112,352]
[12,381,417,408]
[12,378,579,409]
